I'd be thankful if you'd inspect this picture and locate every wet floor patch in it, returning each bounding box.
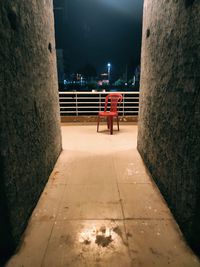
[95,234,113,247]
[94,226,113,247]
[79,222,126,249]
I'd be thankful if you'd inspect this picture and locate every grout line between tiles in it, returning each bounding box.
[39,158,74,266]
[112,153,133,261]
[31,217,173,224]
[40,221,55,267]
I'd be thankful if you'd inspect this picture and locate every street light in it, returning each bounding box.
[107,63,111,85]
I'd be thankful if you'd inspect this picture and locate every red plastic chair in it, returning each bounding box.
[97,93,123,135]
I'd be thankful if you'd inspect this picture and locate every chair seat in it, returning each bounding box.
[99,111,118,116]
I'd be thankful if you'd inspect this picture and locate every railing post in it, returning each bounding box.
[76,92,78,116]
[99,93,101,112]
[123,94,125,116]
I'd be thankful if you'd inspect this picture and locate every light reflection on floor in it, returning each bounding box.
[73,220,131,266]
[78,221,122,248]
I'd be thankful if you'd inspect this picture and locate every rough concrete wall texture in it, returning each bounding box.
[138,0,200,255]
[0,0,62,262]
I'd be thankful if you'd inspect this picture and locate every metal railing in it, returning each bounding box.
[59,91,140,116]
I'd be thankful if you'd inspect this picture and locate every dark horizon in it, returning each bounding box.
[53,0,144,80]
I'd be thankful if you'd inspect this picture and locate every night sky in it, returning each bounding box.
[54,0,144,79]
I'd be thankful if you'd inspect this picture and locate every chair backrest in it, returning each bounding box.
[104,93,123,113]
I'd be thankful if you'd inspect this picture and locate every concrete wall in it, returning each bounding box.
[138,0,200,255]
[0,0,62,263]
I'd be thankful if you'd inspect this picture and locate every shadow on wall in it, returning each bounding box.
[0,157,14,266]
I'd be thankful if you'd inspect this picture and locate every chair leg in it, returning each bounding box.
[97,116,100,132]
[110,116,113,135]
[117,115,120,131]
[107,117,110,129]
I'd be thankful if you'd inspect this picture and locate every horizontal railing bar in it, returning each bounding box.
[59,98,139,101]
[60,112,138,114]
[59,97,103,99]
[59,101,138,104]
[61,106,139,109]
[59,98,138,101]
[59,102,103,104]
[60,112,139,115]
[59,103,139,106]
[59,102,139,104]
[124,97,140,99]
[59,91,139,95]
[59,95,139,97]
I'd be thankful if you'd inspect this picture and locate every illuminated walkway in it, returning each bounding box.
[7,125,200,267]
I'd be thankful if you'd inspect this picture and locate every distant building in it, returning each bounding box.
[135,66,140,82]
[132,66,140,88]
[98,73,109,86]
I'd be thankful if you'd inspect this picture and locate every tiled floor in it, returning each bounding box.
[6,124,200,267]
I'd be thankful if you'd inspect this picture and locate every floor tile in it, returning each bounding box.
[57,183,123,220]
[67,154,116,185]
[119,183,172,219]
[113,149,151,184]
[60,184,120,203]
[115,162,151,184]
[6,221,54,267]
[31,184,66,221]
[125,220,200,267]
